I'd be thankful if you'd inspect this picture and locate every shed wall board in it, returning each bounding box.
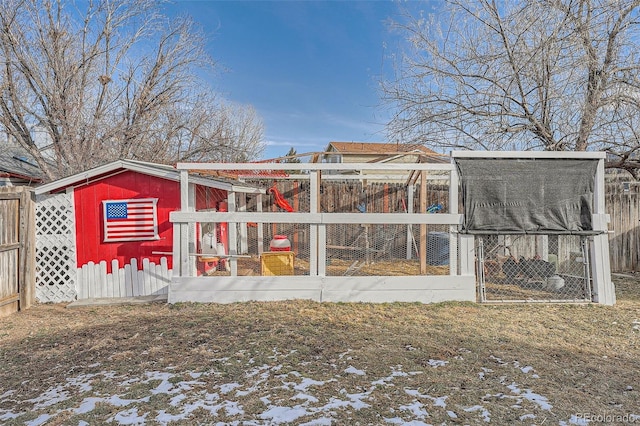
[73,170,180,272]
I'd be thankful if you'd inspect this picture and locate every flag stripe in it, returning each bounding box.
[106,226,155,232]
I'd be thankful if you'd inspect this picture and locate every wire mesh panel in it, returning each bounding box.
[257,222,311,276]
[196,220,312,277]
[478,234,592,302]
[325,224,451,276]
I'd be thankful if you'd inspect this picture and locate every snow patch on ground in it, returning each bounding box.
[0,354,603,425]
[506,382,553,411]
[344,365,366,375]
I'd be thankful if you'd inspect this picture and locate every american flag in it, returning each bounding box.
[103,198,158,242]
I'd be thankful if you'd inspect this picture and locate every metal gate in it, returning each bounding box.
[477,234,592,303]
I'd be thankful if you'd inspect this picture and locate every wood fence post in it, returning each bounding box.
[20,188,35,310]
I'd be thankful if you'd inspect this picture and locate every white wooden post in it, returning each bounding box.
[458,234,476,276]
[178,170,190,278]
[256,194,264,254]
[66,187,80,299]
[501,235,513,257]
[420,171,427,274]
[591,158,615,305]
[451,149,474,282]
[227,191,238,276]
[188,183,197,276]
[172,220,181,276]
[406,184,414,260]
[449,163,459,275]
[238,192,248,254]
[309,170,319,276]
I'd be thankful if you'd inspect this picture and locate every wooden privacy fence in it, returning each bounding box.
[249,180,451,214]
[606,182,640,272]
[0,187,35,317]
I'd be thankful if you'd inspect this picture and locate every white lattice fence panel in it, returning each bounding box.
[35,192,78,302]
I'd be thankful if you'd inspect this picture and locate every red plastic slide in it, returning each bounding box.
[268,184,294,212]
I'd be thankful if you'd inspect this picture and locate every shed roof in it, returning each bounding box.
[35,159,263,195]
[0,140,45,184]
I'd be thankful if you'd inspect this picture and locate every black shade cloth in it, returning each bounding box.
[455,158,598,235]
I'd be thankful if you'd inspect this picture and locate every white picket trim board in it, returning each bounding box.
[77,257,171,299]
[168,275,476,304]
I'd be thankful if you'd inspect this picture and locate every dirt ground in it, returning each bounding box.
[0,274,638,424]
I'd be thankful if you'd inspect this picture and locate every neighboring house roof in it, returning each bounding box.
[326,142,435,154]
[322,142,447,163]
[192,158,290,180]
[0,140,46,185]
[35,159,264,195]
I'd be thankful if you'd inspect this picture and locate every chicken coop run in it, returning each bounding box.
[453,151,614,304]
[167,151,614,305]
[168,161,477,304]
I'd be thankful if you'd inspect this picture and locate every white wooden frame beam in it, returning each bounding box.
[171,212,463,225]
[451,151,606,159]
[259,174,451,181]
[177,162,455,171]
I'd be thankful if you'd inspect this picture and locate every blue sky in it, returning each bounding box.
[165,0,405,159]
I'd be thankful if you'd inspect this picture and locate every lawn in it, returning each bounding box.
[0,274,639,425]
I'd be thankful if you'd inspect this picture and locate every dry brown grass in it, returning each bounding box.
[0,275,639,424]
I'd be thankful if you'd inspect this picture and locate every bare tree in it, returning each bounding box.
[384,0,640,176]
[0,0,265,181]
[170,98,265,163]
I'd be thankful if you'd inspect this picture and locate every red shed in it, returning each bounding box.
[34,160,262,302]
